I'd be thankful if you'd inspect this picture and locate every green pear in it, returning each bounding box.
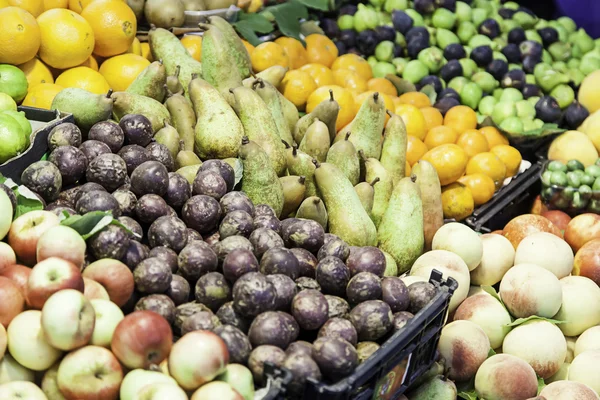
[126,60,167,102]
[240,137,284,217]
[380,111,408,186]
[377,176,424,274]
[177,164,202,184]
[325,131,360,186]
[253,79,294,146]
[111,91,170,133]
[382,250,398,276]
[208,16,252,79]
[314,161,377,247]
[154,121,180,159]
[296,196,328,230]
[355,177,379,216]
[51,88,113,133]
[284,143,318,197]
[175,150,201,169]
[242,65,288,88]
[294,89,340,143]
[280,175,306,217]
[411,160,443,251]
[165,86,196,152]
[363,155,393,227]
[280,91,300,133]
[189,75,244,160]
[405,375,457,400]
[299,119,330,162]
[166,65,184,95]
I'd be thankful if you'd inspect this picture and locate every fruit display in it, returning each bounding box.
[541,158,600,214]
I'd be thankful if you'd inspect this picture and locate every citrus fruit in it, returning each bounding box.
[37,8,95,69]
[0,93,17,112]
[331,54,373,81]
[180,35,202,62]
[398,91,431,108]
[0,64,29,102]
[306,85,354,132]
[456,129,490,158]
[367,78,397,97]
[42,0,68,9]
[275,37,308,69]
[21,82,62,109]
[81,0,136,58]
[98,53,150,92]
[0,0,10,5]
[279,70,317,111]
[579,70,600,114]
[354,91,394,115]
[78,55,98,71]
[421,144,469,186]
[68,0,119,13]
[140,42,153,62]
[395,103,427,140]
[305,34,338,68]
[405,160,411,177]
[458,173,496,206]
[424,125,458,148]
[55,66,110,94]
[491,145,522,177]
[420,106,444,132]
[466,151,507,189]
[479,126,509,148]
[406,135,429,166]
[8,0,43,16]
[0,113,27,163]
[443,105,477,134]
[241,40,255,57]
[333,69,368,93]
[441,182,475,221]
[127,37,142,56]
[0,7,41,65]
[17,58,54,88]
[299,63,335,87]
[251,42,289,73]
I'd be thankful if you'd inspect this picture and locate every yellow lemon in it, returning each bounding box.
[55,66,110,94]
[99,53,150,92]
[17,58,53,88]
[21,82,63,109]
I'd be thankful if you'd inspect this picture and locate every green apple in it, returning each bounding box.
[0,380,47,399]
[90,299,124,348]
[0,353,35,384]
[217,364,255,400]
[134,382,188,400]
[120,369,179,400]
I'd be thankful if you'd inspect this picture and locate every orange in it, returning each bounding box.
[421,144,469,186]
[458,173,496,206]
[466,152,507,189]
[405,160,411,177]
[480,126,509,148]
[99,53,150,91]
[127,37,142,56]
[443,105,477,134]
[21,82,63,109]
[331,53,372,81]
[241,40,255,57]
[305,34,338,68]
[406,135,429,166]
[441,182,475,221]
[55,66,110,94]
[306,85,354,132]
[67,0,123,13]
[8,0,43,16]
[37,8,94,69]
[275,37,308,69]
[491,145,522,177]
[395,104,427,140]
[424,125,458,149]
[251,42,289,72]
[279,70,317,111]
[367,78,397,96]
[299,63,334,87]
[140,42,153,61]
[456,129,490,158]
[17,58,53,88]
[354,91,394,116]
[0,7,40,65]
[78,55,98,70]
[420,106,443,132]
[43,0,68,9]
[81,0,136,58]
[180,35,202,62]
[332,69,368,93]
[398,91,431,108]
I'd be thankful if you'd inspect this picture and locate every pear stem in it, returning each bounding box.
[149,24,157,30]
[282,140,290,149]
[344,131,351,141]
[410,174,417,183]
[191,73,199,80]
[370,177,380,186]
[106,89,113,98]
[174,65,180,78]
[299,176,306,185]
[373,92,379,102]
[229,88,235,94]
[329,89,335,102]
[158,59,163,65]
[312,159,320,168]
[386,109,393,117]
[312,197,320,205]
[292,145,298,156]
[358,149,366,162]
[198,23,211,31]
[241,136,249,145]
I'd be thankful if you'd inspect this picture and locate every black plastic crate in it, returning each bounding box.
[465,162,543,233]
[0,107,73,184]
[263,270,457,400]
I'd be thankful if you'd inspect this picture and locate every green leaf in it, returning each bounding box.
[267,1,309,43]
[237,12,274,34]
[233,20,265,47]
[1,177,45,219]
[488,347,496,357]
[61,211,138,240]
[233,158,244,187]
[40,153,49,161]
[505,315,566,328]
[420,84,437,105]
[537,375,546,395]
[457,390,478,400]
[294,0,329,11]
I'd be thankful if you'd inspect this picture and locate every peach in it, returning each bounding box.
[541,210,572,233]
[566,336,577,363]
[499,263,563,318]
[554,276,600,336]
[470,234,515,286]
[569,350,600,394]
[514,232,574,278]
[573,238,600,286]
[501,320,567,379]
[564,213,600,252]
[545,362,570,384]
[539,380,600,400]
[0,243,16,274]
[474,354,538,400]
[453,293,512,349]
[503,214,561,249]
[432,223,483,271]
[575,326,600,357]
[437,320,490,382]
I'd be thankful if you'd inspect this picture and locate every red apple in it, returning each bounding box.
[0,242,16,274]
[111,310,173,370]
[541,210,571,235]
[0,264,31,294]
[503,214,562,249]
[573,239,600,287]
[57,345,123,400]
[0,276,25,328]
[83,277,110,301]
[8,210,59,266]
[564,213,600,253]
[26,257,84,310]
[82,259,134,307]
[36,225,86,269]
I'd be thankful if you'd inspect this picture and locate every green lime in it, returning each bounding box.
[550,171,568,186]
[585,165,600,178]
[571,192,587,209]
[402,60,429,83]
[573,169,586,179]
[478,95,497,116]
[0,64,28,103]
[373,61,397,79]
[515,100,536,119]
[0,93,17,112]
[593,177,600,191]
[579,184,593,200]
[541,170,553,186]
[561,186,576,201]
[0,113,27,164]
[491,101,517,125]
[500,88,524,103]
[541,186,554,201]
[581,173,596,186]
[499,116,524,134]
[432,8,457,30]
[337,15,354,30]
[2,111,31,140]
[566,171,581,187]
[547,160,568,173]
[567,159,585,171]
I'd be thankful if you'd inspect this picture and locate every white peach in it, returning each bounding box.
[437,320,490,382]
[554,276,600,336]
[470,234,515,285]
[514,232,574,278]
[432,223,483,271]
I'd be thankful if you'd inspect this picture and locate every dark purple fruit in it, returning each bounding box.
[501,69,526,90]
[470,45,493,67]
[266,274,297,311]
[192,170,227,200]
[75,190,120,216]
[436,0,455,10]
[219,210,254,239]
[414,0,434,14]
[148,246,178,273]
[282,353,322,397]
[406,26,429,45]
[408,281,437,313]
[535,96,562,123]
[248,311,298,349]
[255,204,276,217]
[89,225,129,260]
[145,142,174,172]
[253,215,280,232]
[438,87,460,101]
[440,59,463,82]
[296,276,321,292]
[134,294,175,325]
[508,27,527,44]
[356,29,378,56]
[320,18,340,39]
[522,83,542,99]
[177,240,218,283]
[498,7,516,19]
[133,256,172,294]
[79,140,111,164]
[407,36,429,58]
[565,101,590,130]
[200,159,235,191]
[317,238,350,262]
[316,256,350,297]
[135,194,169,224]
[213,235,254,263]
[487,59,509,81]
[48,146,87,186]
[381,277,410,312]
[501,43,521,63]
[339,4,356,15]
[392,10,413,34]
[120,239,149,269]
[48,123,82,151]
[166,275,191,305]
[519,40,543,60]
[291,289,328,331]
[249,345,286,386]
[181,311,221,335]
[522,55,540,74]
[88,121,124,153]
[195,271,231,311]
[220,191,254,216]
[349,300,393,341]
[347,246,386,277]
[182,195,222,234]
[479,18,500,38]
[113,190,137,217]
[232,272,277,317]
[119,114,153,146]
[443,43,466,60]
[249,228,284,259]
[117,145,149,175]
[164,172,191,210]
[282,219,324,253]
[317,318,357,347]
[216,302,251,334]
[86,153,127,192]
[434,97,461,116]
[214,324,252,364]
[286,341,313,357]
[374,26,395,42]
[130,160,169,197]
[290,248,317,278]
[186,228,202,243]
[21,161,62,202]
[538,27,559,46]
[339,29,357,48]
[419,75,444,94]
[393,311,414,331]
[222,248,259,283]
[325,295,350,319]
[173,301,212,334]
[346,272,382,304]
[312,336,358,380]
[260,247,300,280]
[148,215,188,252]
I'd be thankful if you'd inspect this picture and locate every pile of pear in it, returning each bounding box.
[49,16,444,275]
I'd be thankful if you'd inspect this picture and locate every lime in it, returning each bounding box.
[0,93,17,112]
[2,110,31,146]
[573,169,586,179]
[499,116,524,134]
[499,88,523,103]
[594,177,600,192]
[567,159,585,171]
[581,173,596,186]
[566,171,581,187]
[579,184,593,200]
[491,101,516,125]
[0,64,28,103]
[550,171,568,186]
[0,114,27,164]
[589,199,600,213]
[541,170,553,186]
[561,186,576,201]
[547,160,567,173]
[585,165,600,178]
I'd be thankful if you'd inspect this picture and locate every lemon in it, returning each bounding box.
[55,67,110,95]
[21,83,63,109]
[18,58,54,88]
[99,54,150,92]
